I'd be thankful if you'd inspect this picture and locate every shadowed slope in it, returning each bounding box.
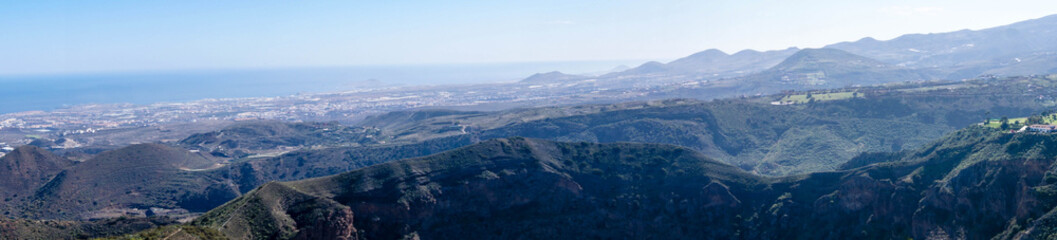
[197,138,765,239]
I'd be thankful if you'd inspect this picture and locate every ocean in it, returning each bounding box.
[0,60,643,114]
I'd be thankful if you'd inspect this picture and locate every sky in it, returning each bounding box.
[2,0,1057,76]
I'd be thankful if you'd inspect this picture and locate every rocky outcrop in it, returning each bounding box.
[193,182,356,240]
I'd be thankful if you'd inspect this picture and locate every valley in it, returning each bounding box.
[3,74,1057,239]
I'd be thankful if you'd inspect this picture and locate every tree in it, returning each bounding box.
[1000,117,1010,130]
[1028,115,1044,125]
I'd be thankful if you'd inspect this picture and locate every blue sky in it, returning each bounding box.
[2,0,1057,75]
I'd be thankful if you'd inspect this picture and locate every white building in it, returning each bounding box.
[1027,124,1057,133]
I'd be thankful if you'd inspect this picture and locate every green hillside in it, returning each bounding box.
[0,217,175,240]
[166,128,1057,239]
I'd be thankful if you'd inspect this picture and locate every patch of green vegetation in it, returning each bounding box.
[983,113,1057,129]
[0,217,176,240]
[777,91,859,104]
[984,117,1028,129]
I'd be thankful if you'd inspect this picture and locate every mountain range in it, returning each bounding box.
[617,47,801,78]
[826,14,1057,79]
[512,14,1057,101]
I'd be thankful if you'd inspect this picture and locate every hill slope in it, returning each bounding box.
[826,14,1057,78]
[736,48,930,91]
[191,128,1057,239]
[0,217,176,239]
[0,146,73,202]
[17,143,235,220]
[179,121,382,158]
[359,76,1057,176]
[195,138,764,239]
[518,71,584,84]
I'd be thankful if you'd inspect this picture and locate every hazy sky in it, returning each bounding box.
[3,0,1057,75]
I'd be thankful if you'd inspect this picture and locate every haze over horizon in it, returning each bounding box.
[3,0,1057,76]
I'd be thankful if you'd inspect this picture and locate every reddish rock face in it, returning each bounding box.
[293,207,357,240]
[912,158,1053,239]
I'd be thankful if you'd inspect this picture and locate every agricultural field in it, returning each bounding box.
[776,91,860,104]
[983,113,1057,128]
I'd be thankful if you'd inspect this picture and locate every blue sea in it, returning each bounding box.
[0,60,643,114]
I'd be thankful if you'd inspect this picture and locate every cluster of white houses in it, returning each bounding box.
[1018,124,1057,133]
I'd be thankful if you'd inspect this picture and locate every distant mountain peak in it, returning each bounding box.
[616,61,669,75]
[745,48,925,88]
[773,48,886,70]
[856,37,879,43]
[670,49,729,65]
[792,48,858,56]
[519,71,582,83]
[641,61,666,68]
[688,48,729,58]
[609,47,800,77]
[732,49,762,56]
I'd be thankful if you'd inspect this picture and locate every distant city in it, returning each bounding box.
[0,68,676,147]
